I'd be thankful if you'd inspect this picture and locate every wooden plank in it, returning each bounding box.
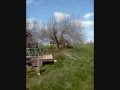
[39,54,53,60]
[26,56,39,58]
[26,54,53,68]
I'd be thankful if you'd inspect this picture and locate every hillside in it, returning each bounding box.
[26,44,94,90]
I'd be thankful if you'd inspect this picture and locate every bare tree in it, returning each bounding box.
[26,19,41,43]
[45,16,85,49]
[26,16,85,49]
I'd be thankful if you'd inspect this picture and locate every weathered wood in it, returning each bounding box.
[26,54,53,67]
[26,56,39,58]
[26,54,53,77]
[37,53,40,76]
[39,54,53,60]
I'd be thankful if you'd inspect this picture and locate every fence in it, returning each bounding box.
[26,48,41,56]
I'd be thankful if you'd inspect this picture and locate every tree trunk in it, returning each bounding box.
[55,36,59,49]
[53,31,60,49]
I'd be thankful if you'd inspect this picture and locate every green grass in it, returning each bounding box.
[26,44,94,90]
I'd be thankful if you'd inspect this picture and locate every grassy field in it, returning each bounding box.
[26,43,94,90]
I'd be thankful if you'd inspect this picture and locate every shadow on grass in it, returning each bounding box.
[40,69,46,73]
[26,87,29,90]
[43,61,54,66]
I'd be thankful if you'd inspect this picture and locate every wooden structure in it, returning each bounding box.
[26,30,33,48]
[26,30,54,76]
[26,30,41,76]
[30,54,53,67]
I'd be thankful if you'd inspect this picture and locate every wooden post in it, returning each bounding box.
[37,44,40,76]
[37,53,40,76]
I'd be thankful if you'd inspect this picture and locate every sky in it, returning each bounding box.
[26,0,94,43]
